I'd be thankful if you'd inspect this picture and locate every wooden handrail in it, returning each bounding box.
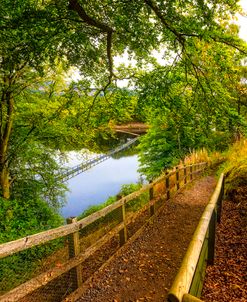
[0,198,123,259]
[0,222,125,302]
[182,294,203,302]
[0,162,208,301]
[0,163,207,259]
[167,173,224,302]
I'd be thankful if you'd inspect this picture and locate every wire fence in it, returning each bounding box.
[0,162,208,302]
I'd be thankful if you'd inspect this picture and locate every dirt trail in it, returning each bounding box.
[74,175,217,302]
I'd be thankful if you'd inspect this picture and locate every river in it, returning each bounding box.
[60,150,141,218]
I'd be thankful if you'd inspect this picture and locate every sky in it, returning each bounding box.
[238,0,247,41]
[68,1,247,83]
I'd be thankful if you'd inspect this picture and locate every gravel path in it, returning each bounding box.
[74,176,217,302]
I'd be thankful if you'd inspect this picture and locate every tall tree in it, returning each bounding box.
[0,0,246,199]
[0,0,82,199]
[136,39,247,179]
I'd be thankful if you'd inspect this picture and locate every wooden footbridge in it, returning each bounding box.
[59,137,139,182]
[0,162,225,302]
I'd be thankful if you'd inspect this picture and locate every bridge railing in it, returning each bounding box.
[59,137,139,181]
[0,162,208,302]
[167,173,225,302]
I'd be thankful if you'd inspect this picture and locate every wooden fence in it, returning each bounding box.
[167,173,225,302]
[0,162,208,302]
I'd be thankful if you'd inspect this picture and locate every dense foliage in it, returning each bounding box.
[0,197,63,243]
[0,0,246,239]
[0,196,63,292]
[136,40,247,178]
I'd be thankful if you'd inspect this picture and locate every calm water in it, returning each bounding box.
[60,153,140,218]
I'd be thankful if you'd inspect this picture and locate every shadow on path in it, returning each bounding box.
[74,176,217,302]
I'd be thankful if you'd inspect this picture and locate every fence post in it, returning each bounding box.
[222,174,225,194]
[208,208,217,265]
[119,202,127,246]
[217,176,224,223]
[183,293,204,302]
[149,181,155,216]
[176,166,180,190]
[166,172,170,200]
[66,217,83,289]
[184,165,187,185]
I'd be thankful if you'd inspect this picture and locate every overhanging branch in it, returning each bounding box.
[144,0,185,46]
[68,0,115,82]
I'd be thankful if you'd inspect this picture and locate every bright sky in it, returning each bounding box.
[68,1,247,84]
[239,0,247,41]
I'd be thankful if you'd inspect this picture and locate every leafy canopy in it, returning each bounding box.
[0,0,246,199]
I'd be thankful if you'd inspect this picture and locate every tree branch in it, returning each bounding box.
[68,0,115,81]
[144,0,185,46]
[68,0,113,33]
[211,36,247,55]
[107,31,114,81]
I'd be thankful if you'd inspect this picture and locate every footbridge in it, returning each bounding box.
[59,137,139,182]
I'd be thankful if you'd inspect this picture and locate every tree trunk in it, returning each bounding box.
[0,88,14,199]
[0,165,10,199]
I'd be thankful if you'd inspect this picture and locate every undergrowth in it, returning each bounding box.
[0,197,63,293]
[221,139,247,192]
[77,182,149,238]
[183,148,222,166]
[218,139,247,228]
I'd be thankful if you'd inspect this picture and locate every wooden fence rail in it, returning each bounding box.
[0,162,208,302]
[167,173,225,302]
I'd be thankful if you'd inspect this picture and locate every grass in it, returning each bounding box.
[77,182,149,239]
[220,139,247,192]
[183,148,222,166]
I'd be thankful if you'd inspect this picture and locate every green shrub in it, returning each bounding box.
[119,183,142,196]
[77,196,117,220]
[119,183,149,212]
[0,197,63,243]
[0,197,64,292]
[77,182,148,239]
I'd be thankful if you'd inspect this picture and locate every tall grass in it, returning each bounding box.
[221,139,247,191]
[183,148,222,166]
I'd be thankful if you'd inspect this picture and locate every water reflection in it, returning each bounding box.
[60,154,140,218]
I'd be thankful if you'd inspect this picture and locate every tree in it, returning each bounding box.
[0,1,64,198]
[136,37,247,178]
[0,0,246,200]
